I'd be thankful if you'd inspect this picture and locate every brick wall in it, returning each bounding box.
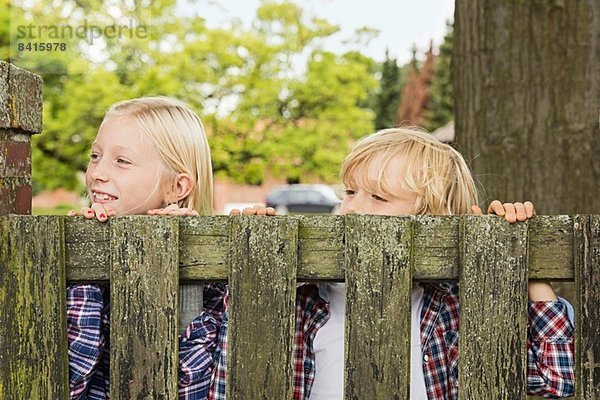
[0,62,43,215]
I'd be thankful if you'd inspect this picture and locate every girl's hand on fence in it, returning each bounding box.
[229,205,276,216]
[147,204,199,216]
[67,204,116,222]
[471,200,536,223]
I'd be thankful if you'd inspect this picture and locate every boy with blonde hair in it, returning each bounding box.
[186,127,574,400]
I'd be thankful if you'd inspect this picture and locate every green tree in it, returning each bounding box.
[4,0,380,190]
[33,69,131,191]
[372,50,404,130]
[423,21,454,131]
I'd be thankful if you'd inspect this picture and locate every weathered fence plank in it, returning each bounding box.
[227,216,298,399]
[412,215,459,281]
[109,217,179,399]
[575,215,600,399]
[459,216,529,400]
[65,218,109,281]
[0,216,68,399]
[344,215,413,399]
[297,215,345,280]
[3,214,591,399]
[65,215,575,282]
[179,216,229,282]
[529,216,574,280]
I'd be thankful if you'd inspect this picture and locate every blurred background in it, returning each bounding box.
[2,0,456,214]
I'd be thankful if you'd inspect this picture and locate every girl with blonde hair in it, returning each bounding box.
[67,96,215,399]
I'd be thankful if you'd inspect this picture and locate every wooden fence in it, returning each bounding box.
[0,214,598,399]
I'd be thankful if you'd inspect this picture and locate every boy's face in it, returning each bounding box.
[340,155,417,216]
[85,116,170,215]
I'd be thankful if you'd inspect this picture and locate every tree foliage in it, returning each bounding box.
[372,51,404,130]
[2,0,379,191]
[371,21,455,134]
[423,21,454,132]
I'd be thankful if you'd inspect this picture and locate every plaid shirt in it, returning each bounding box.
[205,282,574,400]
[67,284,225,399]
[68,282,574,400]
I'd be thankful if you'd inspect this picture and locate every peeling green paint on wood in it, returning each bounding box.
[458,216,529,400]
[227,216,298,400]
[0,215,68,399]
[64,215,577,282]
[109,217,179,399]
[344,215,412,400]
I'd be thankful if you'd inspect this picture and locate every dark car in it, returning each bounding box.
[266,184,341,215]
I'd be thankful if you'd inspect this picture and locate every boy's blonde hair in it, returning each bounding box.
[105,96,213,215]
[341,127,478,215]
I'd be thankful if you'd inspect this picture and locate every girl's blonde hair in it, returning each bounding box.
[105,96,213,215]
[341,127,478,215]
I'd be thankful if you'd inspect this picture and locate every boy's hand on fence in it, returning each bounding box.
[473,201,556,300]
[147,204,199,216]
[229,205,276,216]
[471,200,536,223]
[67,204,116,222]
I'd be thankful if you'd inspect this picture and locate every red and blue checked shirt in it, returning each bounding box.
[204,282,575,400]
[67,282,574,400]
[67,284,224,399]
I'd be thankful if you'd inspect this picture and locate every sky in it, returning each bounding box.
[179,0,455,64]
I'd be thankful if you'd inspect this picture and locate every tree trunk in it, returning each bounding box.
[454,0,600,214]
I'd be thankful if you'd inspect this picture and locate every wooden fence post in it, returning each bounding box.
[0,61,43,216]
[110,216,180,399]
[0,63,65,398]
[0,216,68,399]
[575,215,600,399]
[459,216,529,399]
[344,215,413,399]
[227,216,298,399]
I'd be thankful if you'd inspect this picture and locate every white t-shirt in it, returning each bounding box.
[309,283,427,400]
[310,282,346,399]
[410,284,428,399]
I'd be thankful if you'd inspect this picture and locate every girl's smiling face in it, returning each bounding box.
[85,116,171,215]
